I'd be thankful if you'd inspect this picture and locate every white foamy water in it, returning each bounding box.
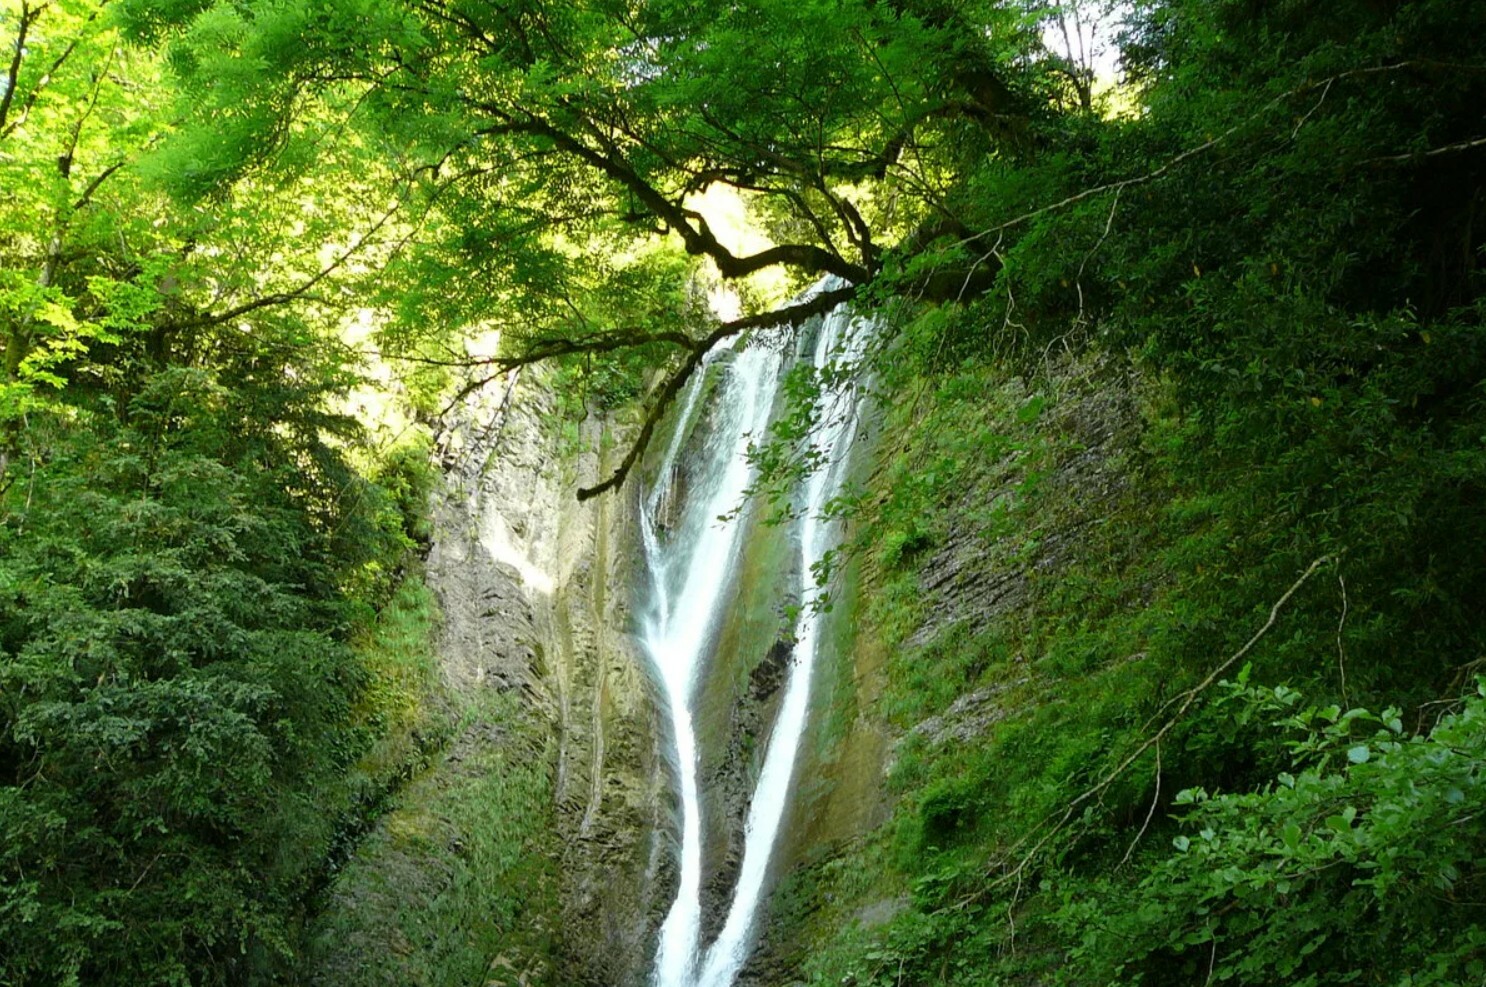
[645,286,870,987]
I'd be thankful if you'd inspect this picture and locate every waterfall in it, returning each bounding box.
[642,287,871,987]
[643,335,783,987]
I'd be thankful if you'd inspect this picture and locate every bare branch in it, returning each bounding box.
[429,327,699,413]
[575,342,706,502]
[573,284,858,501]
[1119,739,1160,867]
[1072,186,1120,326]
[1337,568,1350,707]
[972,555,1334,901]
[56,42,116,179]
[959,62,1482,256]
[401,327,700,373]
[1363,134,1486,165]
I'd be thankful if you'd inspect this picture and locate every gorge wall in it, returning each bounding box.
[306,370,671,987]
[734,354,1144,986]
[305,338,1143,987]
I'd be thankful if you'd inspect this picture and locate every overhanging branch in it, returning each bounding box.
[434,325,700,413]
[474,107,873,284]
[572,284,858,501]
[167,193,409,332]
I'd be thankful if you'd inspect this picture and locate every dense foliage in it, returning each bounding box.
[1055,676,1486,986]
[781,1,1486,984]
[1,3,434,981]
[3,0,1485,982]
[0,368,383,982]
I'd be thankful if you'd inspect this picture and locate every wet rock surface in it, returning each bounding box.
[908,676,1032,749]
[315,369,669,987]
[735,359,1143,984]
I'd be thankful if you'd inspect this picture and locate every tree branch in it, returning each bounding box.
[0,1,40,137]
[569,284,858,501]
[1363,134,1486,165]
[436,284,857,437]
[475,107,873,284]
[423,325,699,403]
[1,1,113,141]
[971,555,1334,902]
[463,283,861,502]
[72,160,126,210]
[167,194,407,332]
[56,42,115,179]
[956,61,1480,259]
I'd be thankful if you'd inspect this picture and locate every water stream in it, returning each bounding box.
[640,289,870,987]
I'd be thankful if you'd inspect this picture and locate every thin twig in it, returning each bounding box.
[1120,739,1161,867]
[169,192,409,331]
[128,851,165,893]
[1291,79,1332,139]
[973,555,1332,900]
[1336,568,1350,707]
[3,2,119,140]
[1073,186,1121,329]
[956,231,1001,302]
[71,160,126,210]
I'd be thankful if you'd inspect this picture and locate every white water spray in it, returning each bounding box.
[643,338,783,987]
[644,289,871,987]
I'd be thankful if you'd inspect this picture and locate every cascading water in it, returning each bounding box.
[642,335,784,987]
[641,287,871,987]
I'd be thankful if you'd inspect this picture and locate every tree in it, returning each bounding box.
[1,0,163,478]
[109,0,1065,493]
[1,4,426,981]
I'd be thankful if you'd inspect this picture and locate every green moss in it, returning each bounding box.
[306,692,558,986]
[348,576,449,789]
[695,486,798,775]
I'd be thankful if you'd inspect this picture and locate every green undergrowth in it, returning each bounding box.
[348,577,448,787]
[1048,674,1486,986]
[313,574,453,891]
[788,330,1486,984]
[0,365,448,984]
[302,573,558,987]
[306,687,557,987]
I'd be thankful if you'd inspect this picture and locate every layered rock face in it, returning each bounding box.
[731,357,1143,985]
[428,371,670,986]
[309,370,670,987]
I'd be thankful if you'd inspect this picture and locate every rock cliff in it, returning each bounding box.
[309,369,670,986]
